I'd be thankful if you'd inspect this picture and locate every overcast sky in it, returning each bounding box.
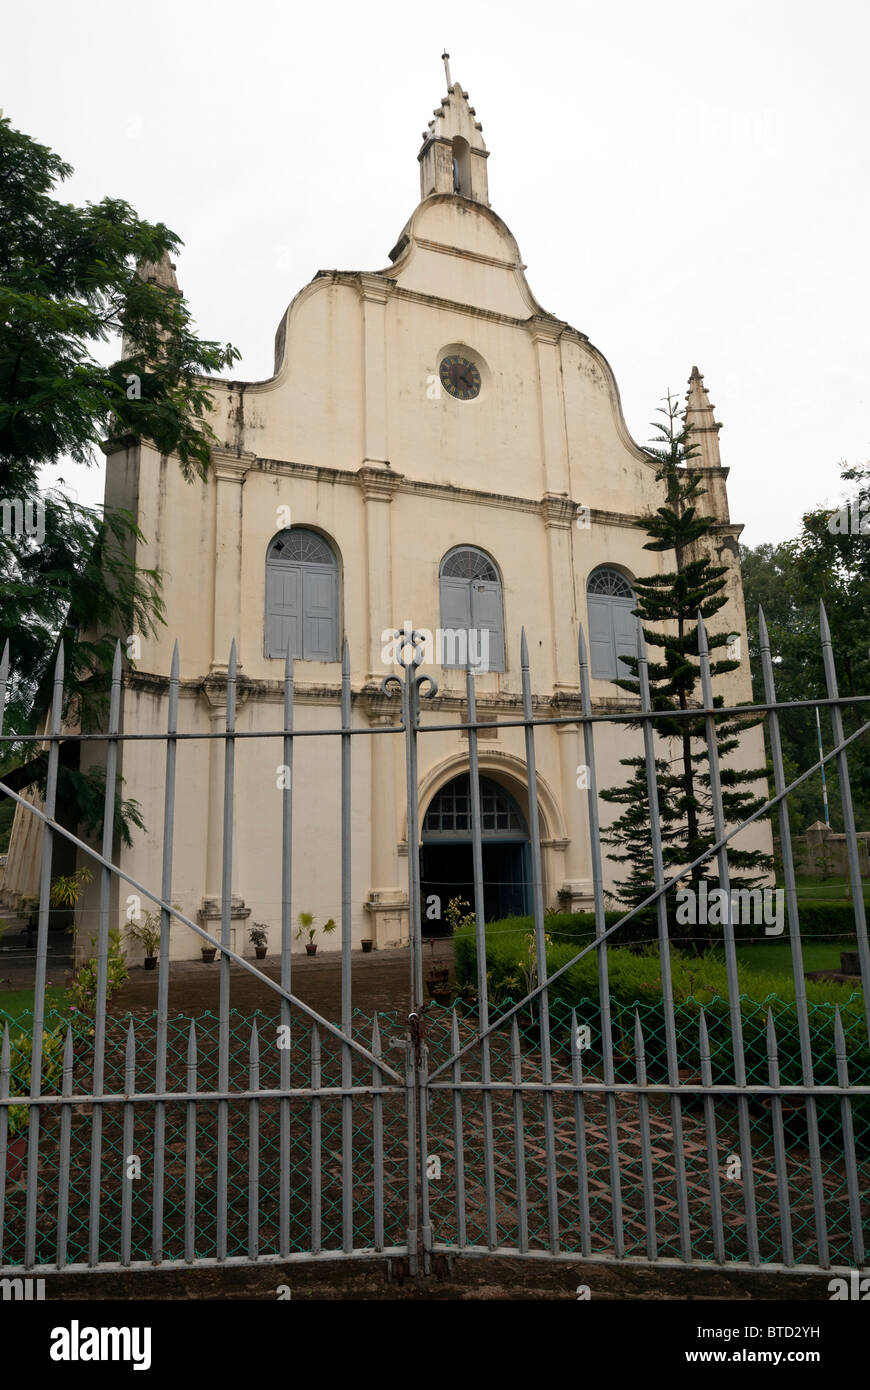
[4,0,868,547]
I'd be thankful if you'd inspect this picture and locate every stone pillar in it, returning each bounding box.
[542,493,579,692]
[199,663,251,955]
[359,274,390,470]
[210,449,253,672]
[556,721,593,910]
[362,693,408,948]
[357,463,402,681]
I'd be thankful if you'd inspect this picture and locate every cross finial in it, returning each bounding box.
[442,50,452,88]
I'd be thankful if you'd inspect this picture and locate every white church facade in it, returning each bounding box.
[5,72,771,960]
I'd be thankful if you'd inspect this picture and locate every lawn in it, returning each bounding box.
[793,874,870,903]
[0,987,68,1027]
[721,939,858,978]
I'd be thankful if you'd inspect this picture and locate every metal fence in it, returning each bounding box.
[0,607,869,1278]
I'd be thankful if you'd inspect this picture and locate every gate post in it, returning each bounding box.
[380,632,438,1012]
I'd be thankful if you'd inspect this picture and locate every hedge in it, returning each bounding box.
[454,915,869,1144]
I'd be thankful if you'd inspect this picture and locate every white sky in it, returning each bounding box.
[4,0,869,547]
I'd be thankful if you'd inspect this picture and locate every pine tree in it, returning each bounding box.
[599,391,771,951]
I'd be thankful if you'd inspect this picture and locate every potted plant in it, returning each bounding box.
[124,909,164,970]
[49,866,93,936]
[249,923,269,960]
[424,937,451,1002]
[295,911,336,956]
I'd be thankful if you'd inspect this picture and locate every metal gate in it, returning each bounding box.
[1,609,869,1277]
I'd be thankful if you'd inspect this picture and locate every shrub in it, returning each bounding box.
[6,1025,66,1137]
[456,917,869,1145]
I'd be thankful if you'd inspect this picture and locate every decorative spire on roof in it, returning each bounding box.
[418,59,490,206]
[684,364,723,470]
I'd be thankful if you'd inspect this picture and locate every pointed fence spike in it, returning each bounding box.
[698,1009,710,1059]
[833,1006,847,1060]
[187,1019,198,1066]
[765,1007,778,1058]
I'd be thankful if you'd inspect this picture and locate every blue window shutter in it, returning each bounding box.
[266,565,301,658]
[302,566,338,660]
[588,596,617,678]
[470,580,505,672]
[612,599,639,678]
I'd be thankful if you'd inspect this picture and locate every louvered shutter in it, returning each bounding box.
[612,598,639,678]
[588,595,617,678]
[470,580,505,673]
[266,565,301,659]
[439,577,473,667]
[303,566,338,661]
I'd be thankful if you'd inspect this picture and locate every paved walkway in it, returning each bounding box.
[0,937,456,1023]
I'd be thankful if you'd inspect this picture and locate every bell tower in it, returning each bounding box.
[418,55,490,206]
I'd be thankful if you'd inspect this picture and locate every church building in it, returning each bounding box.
[4,67,770,959]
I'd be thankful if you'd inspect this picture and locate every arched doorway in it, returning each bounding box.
[420,774,531,936]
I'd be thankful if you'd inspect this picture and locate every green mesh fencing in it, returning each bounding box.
[2,996,868,1271]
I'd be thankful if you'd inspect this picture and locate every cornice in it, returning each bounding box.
[413,235,521,272]
[211,447,255,482]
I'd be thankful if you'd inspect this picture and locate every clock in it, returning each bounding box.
[440,354,482,401]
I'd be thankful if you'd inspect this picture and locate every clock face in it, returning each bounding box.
[440,354,482,401]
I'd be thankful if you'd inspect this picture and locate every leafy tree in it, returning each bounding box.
[600,392,772,948]
[0,113,239,846]
[741,458,870,835]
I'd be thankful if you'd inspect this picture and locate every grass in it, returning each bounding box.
[725,939,856,976]
[0,987,67,1027]
[793,874,870,903]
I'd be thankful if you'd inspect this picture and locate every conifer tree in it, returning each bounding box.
[600,392,771,950]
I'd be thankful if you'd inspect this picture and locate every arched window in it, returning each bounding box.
[586,567,638,679]
[265,528,339,661]
[451,136,471,197]
[439,546,505,672]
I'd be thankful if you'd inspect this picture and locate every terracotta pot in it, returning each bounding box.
[255,945,267,960]
[6,1134,27,1183]
[361,940,373,954]
[426,970,450,998]
[305,943,317,956]
[201,947,217,963]
[144,956,157,971]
